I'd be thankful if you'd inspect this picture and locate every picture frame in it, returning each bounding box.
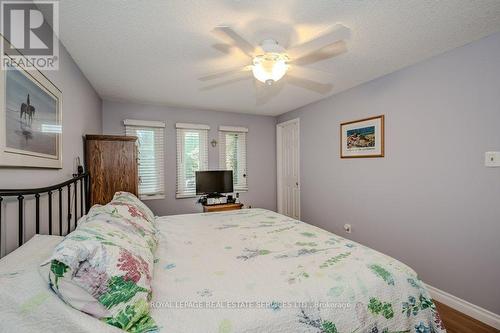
[0,36,63,168]
[340,115,384,158]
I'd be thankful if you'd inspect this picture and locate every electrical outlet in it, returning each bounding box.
[344,224,352,233]
[485,152,500,167]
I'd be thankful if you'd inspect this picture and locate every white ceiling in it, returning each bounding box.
[57,0,500,116]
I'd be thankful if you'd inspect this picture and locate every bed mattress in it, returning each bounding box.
[151,209,444,332]
[0,209,444,333]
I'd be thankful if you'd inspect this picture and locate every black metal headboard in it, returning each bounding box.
[0,173,90,254]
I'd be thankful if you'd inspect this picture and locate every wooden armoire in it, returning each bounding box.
[85,134,138,206]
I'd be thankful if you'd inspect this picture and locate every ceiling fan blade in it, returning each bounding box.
[212,43,233,54]
[199,66,251,81]
[213,26,255,57]
[200,75,252,91]
[291,40,347,66]
[287,24,350,60]
[254,80,284,105]
[287,65,335,83]
[286,75,333,94]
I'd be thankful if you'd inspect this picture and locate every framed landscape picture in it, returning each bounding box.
[340,115,384,158]
[0,37,62,168]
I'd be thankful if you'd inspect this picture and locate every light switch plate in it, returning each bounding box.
[485,152,500,167]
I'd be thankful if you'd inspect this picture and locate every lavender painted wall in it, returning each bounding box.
[0,43,102,255]
[102,100,277,216]
[277,32,500,313]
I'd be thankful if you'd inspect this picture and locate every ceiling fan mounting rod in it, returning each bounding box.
[259,39,285,55]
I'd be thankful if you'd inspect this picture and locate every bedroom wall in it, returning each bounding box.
[0,43,102,256]
[277,32,500,314]
[102,100,277,216]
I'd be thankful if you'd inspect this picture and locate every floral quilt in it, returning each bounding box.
[45,192,158,333]
[151,209,446,333]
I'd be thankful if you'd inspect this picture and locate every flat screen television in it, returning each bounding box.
[196,170,233,195]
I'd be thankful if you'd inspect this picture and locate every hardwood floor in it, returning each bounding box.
[434,301,499,333]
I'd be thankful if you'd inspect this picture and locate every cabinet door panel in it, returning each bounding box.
[86,136,138,206]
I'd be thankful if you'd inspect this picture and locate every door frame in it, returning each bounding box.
[276,118,300,219]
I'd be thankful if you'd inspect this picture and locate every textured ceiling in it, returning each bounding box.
[57,0,500,116]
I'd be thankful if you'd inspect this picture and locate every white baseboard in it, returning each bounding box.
[425,283,500,330]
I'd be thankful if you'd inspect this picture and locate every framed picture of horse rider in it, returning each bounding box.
[0,37,62,168]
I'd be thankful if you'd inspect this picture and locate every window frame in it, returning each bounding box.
[219,126,248,192]
[123,119,166,201]
[176,123,209,198]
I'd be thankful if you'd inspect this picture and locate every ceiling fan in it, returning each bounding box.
[200,24,350,104]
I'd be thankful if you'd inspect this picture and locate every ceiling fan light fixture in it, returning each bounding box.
[252,53,289,84]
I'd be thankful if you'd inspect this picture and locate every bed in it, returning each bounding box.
[0,199,445,332]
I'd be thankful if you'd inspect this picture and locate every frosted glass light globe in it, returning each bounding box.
[252,53,289,85]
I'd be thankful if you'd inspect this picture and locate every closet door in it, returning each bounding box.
[276,119,300,219]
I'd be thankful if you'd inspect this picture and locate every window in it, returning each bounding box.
[124,119,165,200]
[219,126,248,192]
[176,123,209,198]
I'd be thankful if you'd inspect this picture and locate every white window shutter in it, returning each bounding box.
[124,119,165,200]
[176,124,209,198]
[219,127,248,192]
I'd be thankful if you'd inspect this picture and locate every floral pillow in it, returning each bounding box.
[45,194,158,332]
[112,192,155,223]
[81,195,158,243]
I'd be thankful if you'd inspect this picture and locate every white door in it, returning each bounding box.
[277,118,300,219]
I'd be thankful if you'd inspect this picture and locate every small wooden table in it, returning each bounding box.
[202,203,243,212]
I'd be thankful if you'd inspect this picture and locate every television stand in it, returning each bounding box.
[205,192,225,198]
[202,202,243,213]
